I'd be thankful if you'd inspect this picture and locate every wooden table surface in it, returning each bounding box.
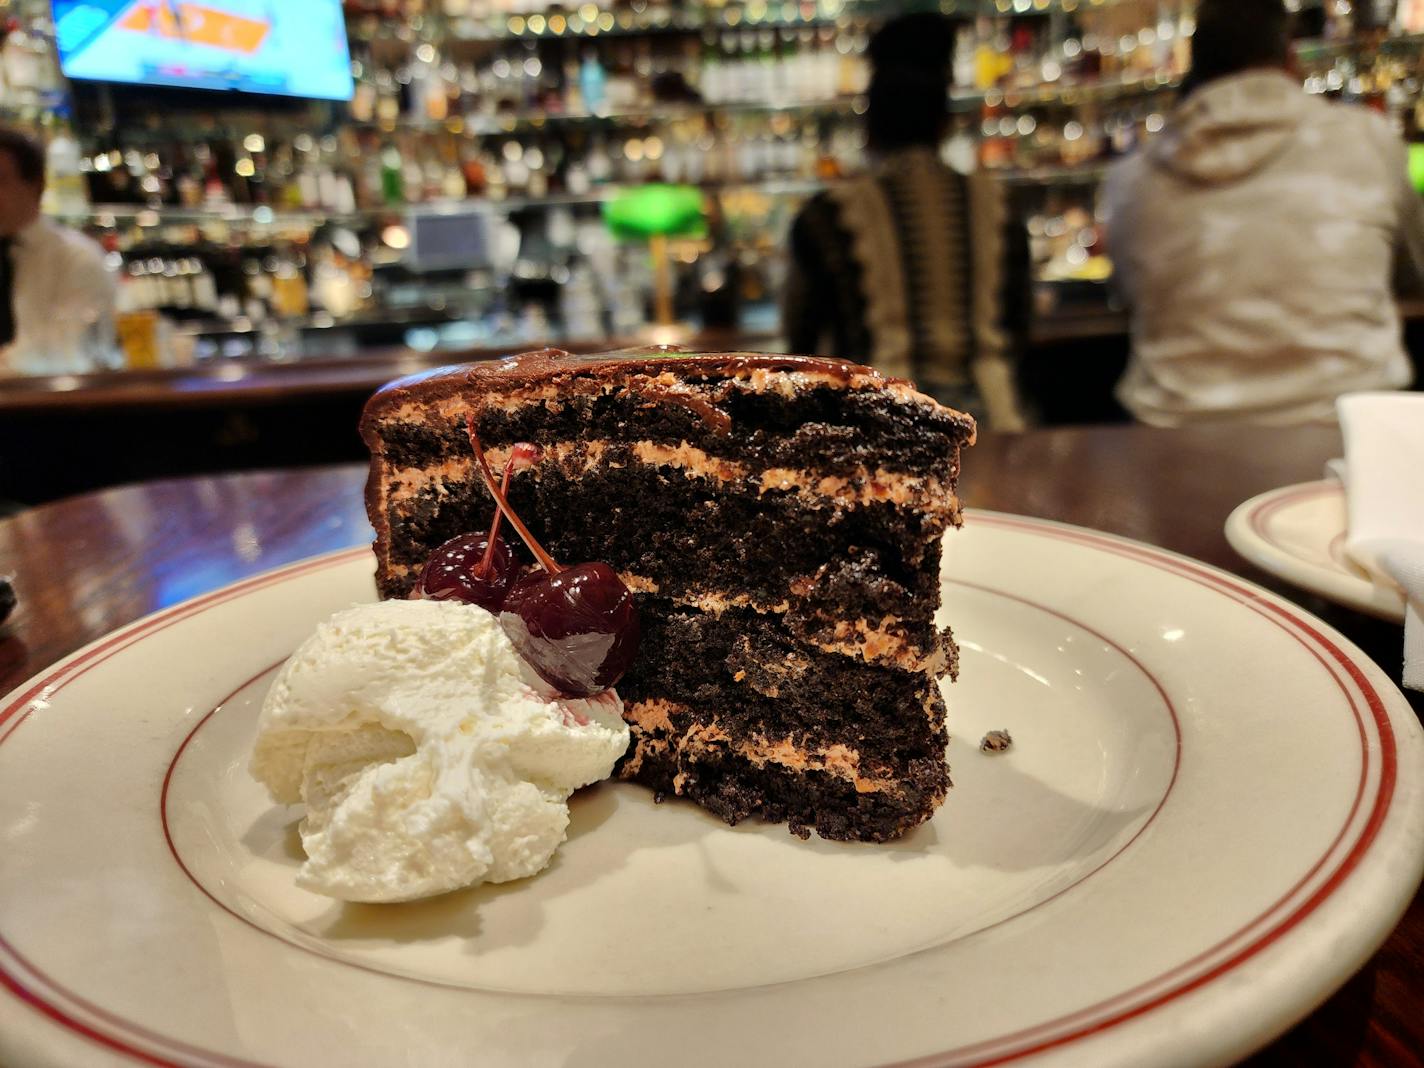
[0,423,1419,1066]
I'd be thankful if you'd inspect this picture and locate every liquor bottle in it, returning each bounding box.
[197,144,229,206]
[606,42,640,109]
[329,162,359,215]
[701,34,725,103]
[0,20,45,101]
[579,51,607,113]
[953,22,977,90]
[173,144,203,208]
[42,121,88,214]
[460,141,488,194]
[402,139,426,202]
[350,45,379,123]
[380,142,406,205]
[439,139,468,200]
[586,135,613,184]
[973,18,1001,90]
[271,251,310,320]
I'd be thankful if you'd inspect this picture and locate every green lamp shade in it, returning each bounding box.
[1410,143,1424,196]
[602,183,706,239]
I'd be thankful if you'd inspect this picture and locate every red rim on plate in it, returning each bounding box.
[1228,480,1406,622]
[1245,482,1342,547]
[0,517,1410,1068]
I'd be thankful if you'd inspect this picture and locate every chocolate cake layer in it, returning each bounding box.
[622,701,951,843]
[379,464,948,619]
[620,599,951,760]
[361,348,974,842]
[377,383,970,479]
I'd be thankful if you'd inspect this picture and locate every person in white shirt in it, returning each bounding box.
[0,127,116,376]
[1103,0,1424,427]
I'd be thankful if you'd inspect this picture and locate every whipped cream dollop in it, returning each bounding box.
[249,598,629,903]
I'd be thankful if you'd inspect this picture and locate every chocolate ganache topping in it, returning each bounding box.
[363,346,908,416]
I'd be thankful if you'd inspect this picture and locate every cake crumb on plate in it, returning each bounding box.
[980,730,1013,754]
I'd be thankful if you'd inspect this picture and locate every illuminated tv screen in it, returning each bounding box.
[52,1,354,101]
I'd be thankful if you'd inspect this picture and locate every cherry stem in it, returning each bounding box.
[472,460,514,579]
[466,414,562,575]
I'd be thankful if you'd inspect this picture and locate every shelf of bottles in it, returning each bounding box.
[4,0,1424,365]
[347,0,1168,42]
[9,0,1193,205]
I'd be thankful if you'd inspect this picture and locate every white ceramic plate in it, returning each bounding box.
[1225,480,1407,623]
[2,513,1422,1068]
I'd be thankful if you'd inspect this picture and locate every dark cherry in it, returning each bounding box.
[418,531,520,609]
[466,414,641,697]
[500,563,641,696]
[415,440,541,610]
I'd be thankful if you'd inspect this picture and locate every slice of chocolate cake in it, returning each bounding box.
[360,348,975,842]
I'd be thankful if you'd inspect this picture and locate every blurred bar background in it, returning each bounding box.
[3,0,1424,501]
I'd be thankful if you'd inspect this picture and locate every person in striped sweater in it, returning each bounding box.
[782,13,1031,431]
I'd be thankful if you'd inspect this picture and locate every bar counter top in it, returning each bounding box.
[0,328,782,413]
[4,297,1424,416]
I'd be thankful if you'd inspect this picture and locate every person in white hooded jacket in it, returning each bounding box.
[1103,0,1424,427]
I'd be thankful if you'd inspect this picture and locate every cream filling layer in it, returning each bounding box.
[382,441,958,514]
[621,700,893,795]
[615,632,948,730]
[380,560,937,672]
[617,575,938,673]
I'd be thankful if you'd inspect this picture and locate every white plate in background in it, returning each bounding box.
[1226,479,1407,623]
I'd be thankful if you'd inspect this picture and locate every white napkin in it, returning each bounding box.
[1335,393,1424,691]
